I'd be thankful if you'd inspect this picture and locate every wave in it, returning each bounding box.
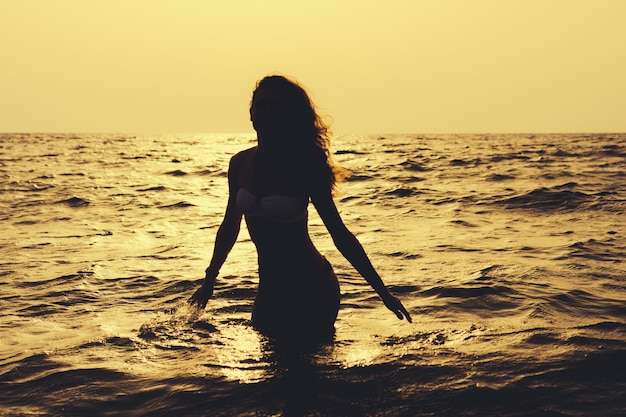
[158,201,196,209]
[493,187,593,210]
[385,187,419,197]
[136,185,168,192]
[16,271,95,289]
[485,173,516,182]
[3,345,625,417]
[4,181,56,192]
[561,238,625,263]
[164,169,188,176]
[56,196,91,207]
[399,160,431,172]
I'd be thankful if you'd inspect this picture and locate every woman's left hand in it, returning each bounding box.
[382,293,412,323]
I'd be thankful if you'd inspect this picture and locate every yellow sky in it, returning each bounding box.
[1,0,625,133]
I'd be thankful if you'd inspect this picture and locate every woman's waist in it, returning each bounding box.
[258,254,333,284]
[255,238,321,260]
[257,252,327,275]
[248,227,313,248]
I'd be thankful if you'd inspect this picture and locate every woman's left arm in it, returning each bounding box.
[311,189,412,322]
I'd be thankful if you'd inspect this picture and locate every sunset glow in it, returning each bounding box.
[2,0,625,133]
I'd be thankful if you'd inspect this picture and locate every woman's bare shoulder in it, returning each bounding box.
[230,146,257,168]
[231,146,257,163]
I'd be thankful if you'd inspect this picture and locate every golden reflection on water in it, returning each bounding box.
[213,322,268,383]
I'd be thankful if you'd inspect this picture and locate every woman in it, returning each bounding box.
[190,75,411,341]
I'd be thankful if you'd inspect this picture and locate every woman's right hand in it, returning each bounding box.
[188,280,214,309]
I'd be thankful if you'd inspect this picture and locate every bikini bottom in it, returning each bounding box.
[252,260,340,342]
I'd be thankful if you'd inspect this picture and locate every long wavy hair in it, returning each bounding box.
[251,75,344,192]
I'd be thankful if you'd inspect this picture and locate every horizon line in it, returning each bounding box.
[2,131,625,136]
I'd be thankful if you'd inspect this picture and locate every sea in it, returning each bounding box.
[1,132,625,416]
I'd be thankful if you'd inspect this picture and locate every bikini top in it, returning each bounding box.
[236,188,308,223]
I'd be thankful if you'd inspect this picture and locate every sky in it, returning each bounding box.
[1,0,625,134]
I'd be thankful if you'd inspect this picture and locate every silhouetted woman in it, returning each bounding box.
[190,75,411,341]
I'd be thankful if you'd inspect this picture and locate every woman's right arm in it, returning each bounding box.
[189,155,243,308]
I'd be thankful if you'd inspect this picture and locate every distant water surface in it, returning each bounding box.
[1,133,625,416]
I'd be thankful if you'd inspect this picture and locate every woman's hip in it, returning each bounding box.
[252,260,340,329]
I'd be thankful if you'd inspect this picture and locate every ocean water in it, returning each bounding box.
[1,132,625,416]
